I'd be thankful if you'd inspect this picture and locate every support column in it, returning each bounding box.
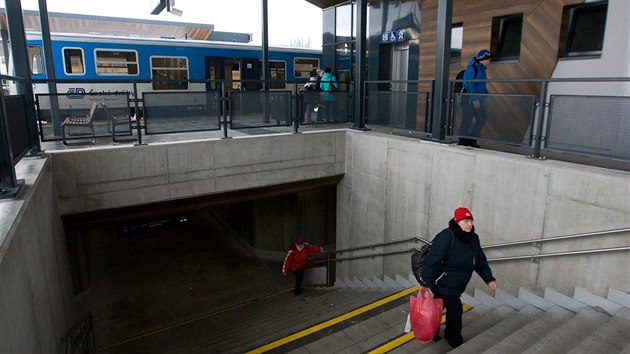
[430,0,453,141]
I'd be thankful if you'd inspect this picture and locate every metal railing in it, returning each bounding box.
[0,74,41,199]
[365,76,630,162]
[32,78,353,145]
[314,227,630,266]
[3,76,628,198]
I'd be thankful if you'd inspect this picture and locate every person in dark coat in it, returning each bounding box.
[419,207,496,348]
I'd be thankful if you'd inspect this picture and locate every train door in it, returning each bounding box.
[241,58,260,91]
[205,57,242,91]
[205,57,222,91]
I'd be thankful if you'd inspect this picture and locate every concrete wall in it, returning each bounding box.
[0,158,77,353]
[50,131,346,215]
[2,128,628,352]
[337,130,630,297]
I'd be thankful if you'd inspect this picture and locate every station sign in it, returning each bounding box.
[381,29,406,44]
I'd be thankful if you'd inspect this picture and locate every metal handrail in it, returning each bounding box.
[488,245,630,262]
[322,227,630,264]
[332,235,421,255]
[483,227,630,250]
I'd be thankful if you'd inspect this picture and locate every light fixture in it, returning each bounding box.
[169,7,183,17]
[167,0,183,17]
[151,0,183,16]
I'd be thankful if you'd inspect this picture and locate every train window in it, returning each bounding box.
[294,58,319,79]
[559,1,607,58]
[63,48,85,75]
[151,56,189,90]
[95,49,138,75]
[269,61,286,89]
[491,13,523,62]
[27,45,44,75]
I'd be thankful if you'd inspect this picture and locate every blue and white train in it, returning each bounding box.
[23,31,322,98]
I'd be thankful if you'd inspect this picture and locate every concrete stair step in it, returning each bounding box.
[520,307,611,354]
[289,302,410,353]
[396,274,415,288]
[391,304,495,354]
[574,287,623,314]
[608,287,630,308]
[474,288,504,308]
[495,288,528,310]
[566,307,630,354]
[449,305,543,353]
[384,274,405,290]
[112,287,395,353]
[544,287,588,312]
[227,289,395,352]
[518,287,556,311]
[482,305,575,353]
[162,288,361,353]
[413,305,517,354]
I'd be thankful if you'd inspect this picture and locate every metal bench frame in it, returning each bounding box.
[61,101,98,146]
[101,103,134,143]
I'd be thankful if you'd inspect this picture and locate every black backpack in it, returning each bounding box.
[453,65,478,95]
[411,230,455,283]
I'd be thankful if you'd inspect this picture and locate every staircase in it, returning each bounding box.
[321,273,630,353]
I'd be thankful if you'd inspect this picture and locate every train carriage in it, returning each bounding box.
[25,32,322,98]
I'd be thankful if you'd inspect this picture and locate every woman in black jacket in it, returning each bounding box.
[419,207,497,348]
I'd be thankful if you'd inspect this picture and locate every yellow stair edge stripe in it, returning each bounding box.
[245,286,420,354]
[367,303,473,354]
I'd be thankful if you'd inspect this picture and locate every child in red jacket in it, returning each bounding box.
[282,237,324,295]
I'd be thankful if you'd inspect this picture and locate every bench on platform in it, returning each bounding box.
[101,103,134,143]
[61,101,98,146]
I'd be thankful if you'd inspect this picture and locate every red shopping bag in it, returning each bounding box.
[409,289,444,343]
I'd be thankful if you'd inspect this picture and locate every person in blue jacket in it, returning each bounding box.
[419,207,497,348]
[459,49,491,148]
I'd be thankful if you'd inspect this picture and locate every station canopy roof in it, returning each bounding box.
[304,0,348,9]
[0,8,216,41]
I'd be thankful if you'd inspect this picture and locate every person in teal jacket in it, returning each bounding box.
[319,67,338,122]
[459,49,491,148]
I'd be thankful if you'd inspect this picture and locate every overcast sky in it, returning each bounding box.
[15,0,323,48]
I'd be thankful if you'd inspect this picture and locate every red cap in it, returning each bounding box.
[454,207,473,222]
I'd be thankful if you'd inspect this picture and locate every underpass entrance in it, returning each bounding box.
[62,176,340,350]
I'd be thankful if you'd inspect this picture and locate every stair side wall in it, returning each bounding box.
[337,130,630,296]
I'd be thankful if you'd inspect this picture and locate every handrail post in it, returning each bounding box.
[293,82,300,134]
[0,89,24,199]
[221,80,231,139]
[132,82,146,146]
[532,79,549,159]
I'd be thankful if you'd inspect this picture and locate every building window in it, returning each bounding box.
[95,49,138,75]
[335,4,353,41]
[151,56,188,90]
[269,60,286,89]
[491,13,523,62]
[559,1,607,58]
[451,23,463,65]
[294,58,319,79]
[27,45,44,75]
[63,48,85,75]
